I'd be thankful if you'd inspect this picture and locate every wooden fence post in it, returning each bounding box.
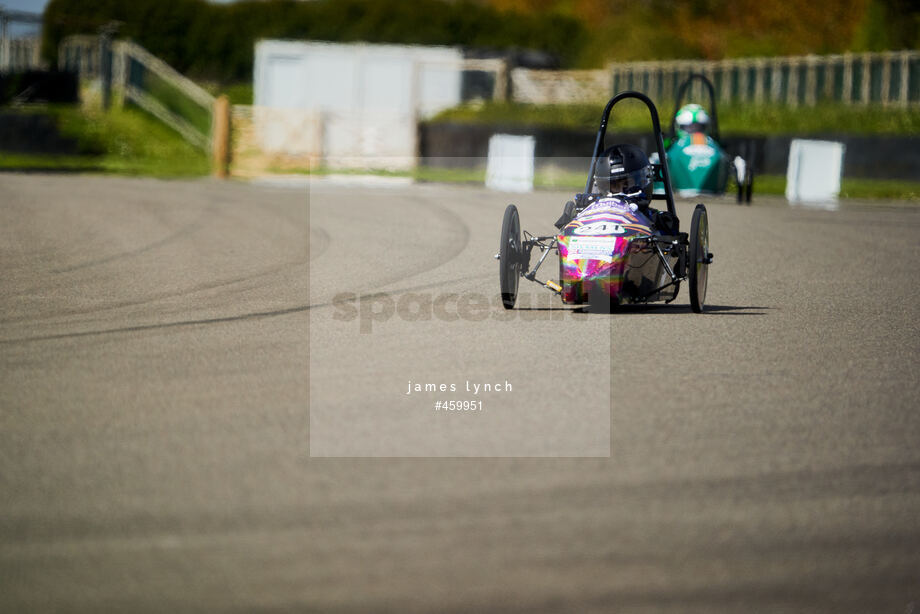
[99,33,112,110]
[649,64,658,102]
[805,55,817,106]
[703,60,714,103]
[494,58,509,102]
[843,53,853,104]
[736,60,746,103]
[880,51,891,107]
[114,41,127,108]
[754,59,764,104]
[860,53,871,104]
[212,95,231,178]
[788,57,799,107]
[899,51,910,107]
[771,58,781,103]
[822,55,837,102]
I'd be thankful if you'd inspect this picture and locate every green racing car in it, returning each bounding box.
[652,73,754,203]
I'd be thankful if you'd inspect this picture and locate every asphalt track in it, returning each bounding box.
[1,173,919,612]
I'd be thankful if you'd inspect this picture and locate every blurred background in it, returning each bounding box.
[0,0,918,196]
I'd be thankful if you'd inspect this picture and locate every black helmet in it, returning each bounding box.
[594,144,654,203]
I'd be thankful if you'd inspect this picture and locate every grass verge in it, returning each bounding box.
[753,174,920,201]
[262,164,920,201]
[0,105,210,177]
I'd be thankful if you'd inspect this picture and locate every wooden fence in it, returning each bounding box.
[1,37,45,71]
[513,51,920,107]
[59,35,215,151]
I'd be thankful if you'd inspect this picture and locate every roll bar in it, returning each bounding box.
[585,90,676,218]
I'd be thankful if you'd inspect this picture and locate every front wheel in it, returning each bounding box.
[688,204,711,313]
[499,204,522,309]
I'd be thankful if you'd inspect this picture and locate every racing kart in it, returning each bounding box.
[658,73,754,203]
[496,91,713,312]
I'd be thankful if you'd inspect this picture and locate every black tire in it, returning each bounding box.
[745,145,756,204]
[735,150,745,204]
[735,144,754,205]
[745,168,754,204]
[688,204,710,313]
[499,204,522,309]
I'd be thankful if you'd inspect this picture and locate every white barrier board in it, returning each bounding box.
[786,139,846,203]
[485,134,535,193]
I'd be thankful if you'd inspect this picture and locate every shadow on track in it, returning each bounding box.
[575,303,771,315]
[511,303,769,315]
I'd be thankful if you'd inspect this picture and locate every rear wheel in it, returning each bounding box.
[737,168,754,204]
[745,168,754,204]
[745,144,756,204]
[688,204,710,313]
[734,144,755,204]
[499,204,522,309]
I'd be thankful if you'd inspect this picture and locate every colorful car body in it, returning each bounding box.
[557,197,680,305]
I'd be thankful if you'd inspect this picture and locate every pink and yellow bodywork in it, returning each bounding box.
[557,197,666,305]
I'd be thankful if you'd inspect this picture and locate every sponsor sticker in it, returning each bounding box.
[566,236,619,262]
[594,197,631,209]
[683,143,717,171]
[684,144,715,156]
[580,198,637,217]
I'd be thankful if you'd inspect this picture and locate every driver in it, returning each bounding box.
[592,143,654,206]
[674,103,710,136]
[556,144,677,233]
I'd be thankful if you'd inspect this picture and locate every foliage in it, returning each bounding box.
[220,83,253,106]
[199,82,253,105]
[43,0,585,82]
[42,0,919,81]
[487,0,920,66]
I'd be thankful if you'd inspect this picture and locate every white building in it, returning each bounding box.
[253,39,465,169]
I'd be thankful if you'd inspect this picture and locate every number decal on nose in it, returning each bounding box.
[573,222,626,236]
